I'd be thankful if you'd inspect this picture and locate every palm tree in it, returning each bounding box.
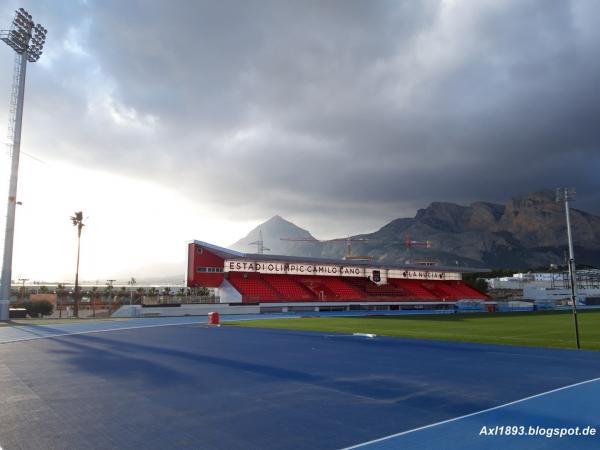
[148,287,158,304]
[70,211,85,318]
[91,286,98,317]
[18,285,28,305]
[196,286,210,297]
[136,287,145,305]
[56,283,66,318]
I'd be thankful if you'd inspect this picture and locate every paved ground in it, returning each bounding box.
[1,318,599,449]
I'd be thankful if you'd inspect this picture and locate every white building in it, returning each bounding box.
[488,269,600,304]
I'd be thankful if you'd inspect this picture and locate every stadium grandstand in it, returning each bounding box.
[187,241,489,312]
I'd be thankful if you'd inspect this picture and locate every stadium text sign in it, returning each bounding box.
[225,260,363,276]
[393,270,447,280]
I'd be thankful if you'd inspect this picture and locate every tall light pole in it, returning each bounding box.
[0,9,47,321]
[71,212,85,318]
[128,277,136,305]
[18,277,28,304]
[556,187,580,349]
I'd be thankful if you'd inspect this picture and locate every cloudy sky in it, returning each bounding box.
[1,0,599,281]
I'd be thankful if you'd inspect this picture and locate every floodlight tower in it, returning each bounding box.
[556,187,580,349]
[0,9,47,321]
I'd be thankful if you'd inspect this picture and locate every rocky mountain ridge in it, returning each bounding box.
[231,190,600,269]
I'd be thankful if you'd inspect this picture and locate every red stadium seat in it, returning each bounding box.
[387,279,439,300]
[262,275,317,301]
[227,272,279,302]
[443,281,489,300]
[342,277,409,298]
[227,271,487,303]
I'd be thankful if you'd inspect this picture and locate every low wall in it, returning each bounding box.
[112,304,260,318]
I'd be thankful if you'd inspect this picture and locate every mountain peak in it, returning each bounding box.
[415,202,469,232]
[230,215,317,254]
[508,189,557,207]
[266,214,287,223]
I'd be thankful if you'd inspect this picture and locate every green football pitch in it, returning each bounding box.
[226,310,600,350]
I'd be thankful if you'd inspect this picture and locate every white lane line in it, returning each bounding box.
[0,314,301,344]
[341,376,600,449]
[0,310,416,345]
[0,320,208,344]
[0,316,296,346]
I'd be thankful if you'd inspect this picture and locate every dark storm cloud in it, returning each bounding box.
[3,0,600,235]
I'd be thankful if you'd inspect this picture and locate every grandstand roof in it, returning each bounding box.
[191,240,488,274]
[191,240,244,258]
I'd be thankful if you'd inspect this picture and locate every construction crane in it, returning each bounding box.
[249,230,270,254]
[404,235,437,265]
[404,235,433,249]
[335,237,371,261]
[280,236,371,260]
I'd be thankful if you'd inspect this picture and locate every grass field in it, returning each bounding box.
[227,310,600,350]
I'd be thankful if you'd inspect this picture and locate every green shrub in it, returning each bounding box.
[22,300,55,318]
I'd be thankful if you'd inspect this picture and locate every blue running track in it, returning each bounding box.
[0,317,599,449]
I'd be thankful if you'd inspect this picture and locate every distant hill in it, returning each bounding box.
[107,261,186,286]
[230,215,323,256]
[232,190,600,269]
